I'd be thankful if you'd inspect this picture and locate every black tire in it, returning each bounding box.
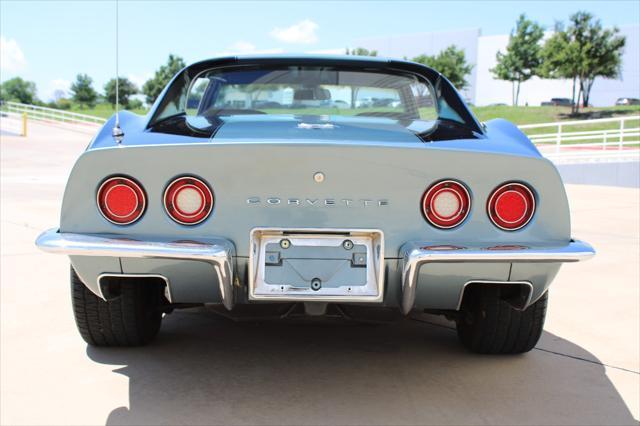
[70,266,164,346]
[456,288,548,354]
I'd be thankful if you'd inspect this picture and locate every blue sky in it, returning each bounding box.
[1,0,639,101]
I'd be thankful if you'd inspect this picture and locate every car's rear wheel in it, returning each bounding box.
[456,287,547,354]
[70,266,164,346]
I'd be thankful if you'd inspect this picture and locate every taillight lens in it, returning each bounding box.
[97,176,146,225]
[164,176,213,225]
[487,182,535,231]
[422,180,471,229]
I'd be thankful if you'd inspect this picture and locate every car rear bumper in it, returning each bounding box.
[35,228,236,310]
[36,228,594,313]
[400,240,595,313]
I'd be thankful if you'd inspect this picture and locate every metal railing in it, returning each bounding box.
[2,101,106,126]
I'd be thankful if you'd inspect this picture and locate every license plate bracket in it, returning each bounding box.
[249,228,384,302]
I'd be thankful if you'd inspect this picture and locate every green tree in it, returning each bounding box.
[56,98,72,110]
[541,11,626,112]
[142,54,186,105]
[104,77,138,108]
[345,47,378,56]
[0,77,38,104]
[413,46,473,90]
[46,97,72,110]
[128,99,144,110]
[491,14,544,106]
[70,74,98,108]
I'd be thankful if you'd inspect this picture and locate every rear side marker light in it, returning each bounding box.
[97,176,146,225]
[422,180,471,229]
[164,176,214,225]
[487,182,536,231]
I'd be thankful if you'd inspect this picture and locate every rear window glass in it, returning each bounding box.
[184,67,437,129]
[149,61,484,142]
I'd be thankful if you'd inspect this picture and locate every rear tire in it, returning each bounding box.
[456,288,548,354]
[70,266,164,346]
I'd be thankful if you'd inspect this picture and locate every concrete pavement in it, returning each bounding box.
[1,121,638,425]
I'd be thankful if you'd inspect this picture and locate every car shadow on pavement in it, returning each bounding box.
[87,308,636,426]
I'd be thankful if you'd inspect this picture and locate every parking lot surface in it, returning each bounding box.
[1,122,638,425]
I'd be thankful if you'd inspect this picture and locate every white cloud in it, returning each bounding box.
[215,41,285,56]
[270,19,318,44]
[0,36,27,72]
[229,41,258,53]
[40,79,71,101]
[51,79,70,91]
[47,79,71,100]
[127,72,153,89]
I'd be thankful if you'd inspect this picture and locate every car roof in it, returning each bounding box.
[225,53,392,62]
[187,54,421,71]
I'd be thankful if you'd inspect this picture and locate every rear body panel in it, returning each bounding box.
[57,113,575,310]
[63,115,569,258]
[38,55,591,313]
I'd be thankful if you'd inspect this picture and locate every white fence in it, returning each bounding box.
[2,101,106,126]
[519,115,640,163]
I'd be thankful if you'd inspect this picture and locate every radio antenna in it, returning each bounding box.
[112,0,124,144]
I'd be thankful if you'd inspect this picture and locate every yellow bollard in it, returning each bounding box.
[22,112,27,137]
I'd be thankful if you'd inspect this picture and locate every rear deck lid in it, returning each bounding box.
[212,115,426,143]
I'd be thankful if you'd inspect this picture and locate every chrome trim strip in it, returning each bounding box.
[456,280,533,311]
[400,239,595,314]
[36,228,235,310]
[97,273,173,303]
[248,227,385,303]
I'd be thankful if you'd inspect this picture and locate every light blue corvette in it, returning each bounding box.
[36,56,594,353]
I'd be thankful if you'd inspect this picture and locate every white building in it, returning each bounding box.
[355,25,639,107]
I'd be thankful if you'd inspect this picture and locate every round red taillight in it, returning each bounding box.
[97,176,146,225]
[422,180,471,229]
[487,182,536,231]
[164,177,213,225]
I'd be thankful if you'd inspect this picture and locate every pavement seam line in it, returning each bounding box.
[534,347,640,375]
[411,317,640,375]
[3,220,43,232]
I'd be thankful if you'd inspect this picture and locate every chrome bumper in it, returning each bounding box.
[35,228,236,310]
[399,239,595,314]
